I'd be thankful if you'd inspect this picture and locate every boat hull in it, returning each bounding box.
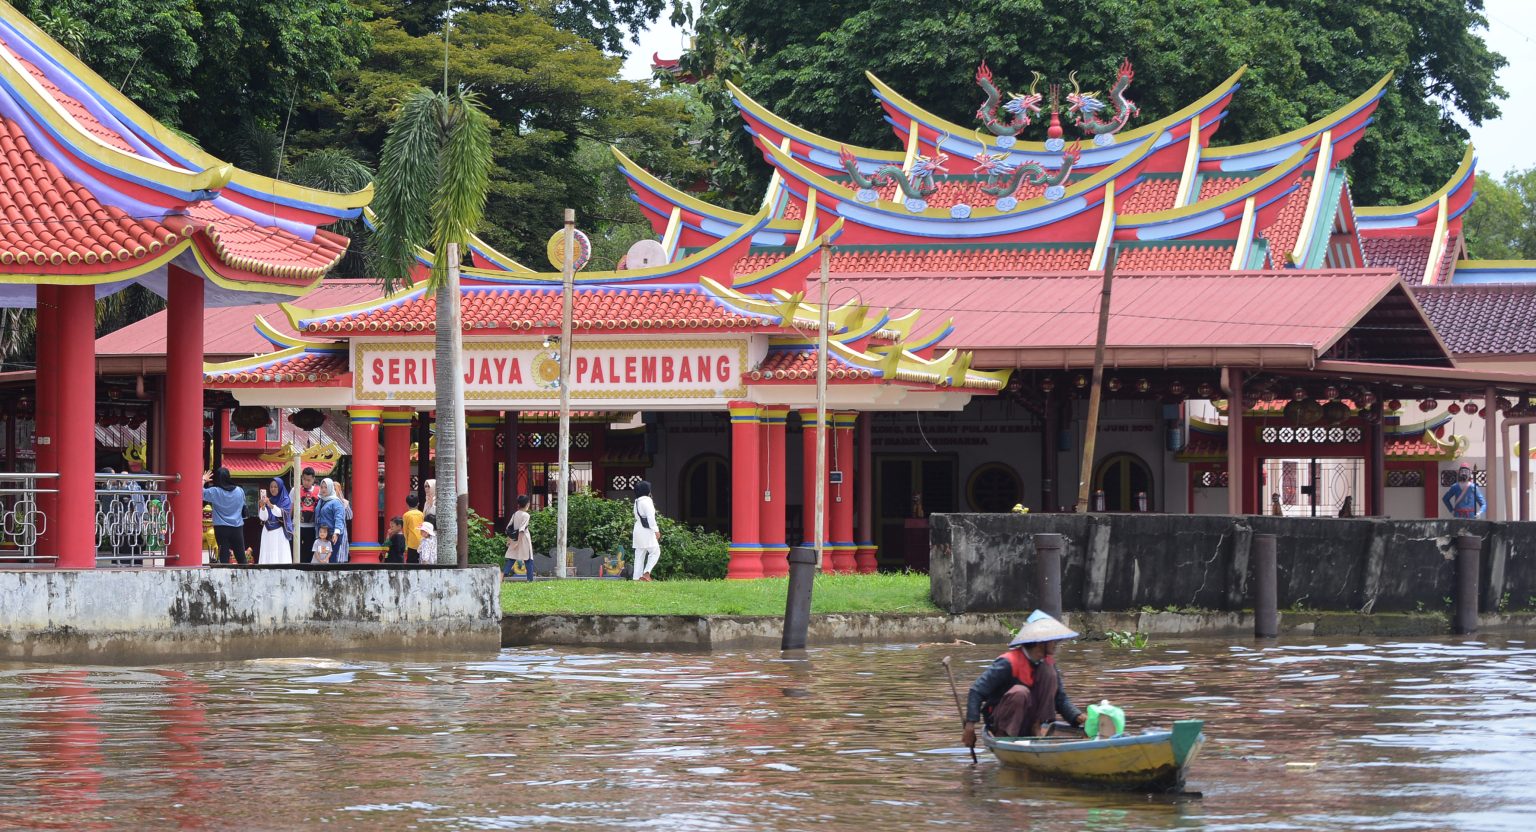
[983,720,1204,792]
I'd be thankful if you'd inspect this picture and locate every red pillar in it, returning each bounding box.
[758,405,789,577]
[381,409,413,523]
[830,412,857,573]
[348,407,383,563]
[34,285,58,559]
[54,285,96,567]
[727,402,764,579]
[468,412,498,524]
[799,409,830,567]
[165,268,205,566]
[1226,368,1245,515]
[854,412,877,573]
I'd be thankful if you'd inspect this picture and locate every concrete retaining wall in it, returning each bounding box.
[930,513,1536,615]
[0,566,503,663]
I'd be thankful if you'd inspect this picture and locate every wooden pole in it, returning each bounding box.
[555,210,575,578]
[1075,253,1116,513]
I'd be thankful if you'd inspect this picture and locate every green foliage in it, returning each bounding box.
[523,491,729,580]
[1464,168,1536,260]
[465,508,504,566]
[1105,630,1150,649]
[693,0,1506,206]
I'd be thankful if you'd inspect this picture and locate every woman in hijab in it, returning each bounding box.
[257,477,294,564]
[316,478,349,564]
[202,467,248,565]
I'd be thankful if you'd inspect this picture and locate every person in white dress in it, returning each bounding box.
[257,478,294,564]
[631,480,661,581]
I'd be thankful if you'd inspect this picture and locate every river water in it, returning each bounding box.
[1,635,1534,831]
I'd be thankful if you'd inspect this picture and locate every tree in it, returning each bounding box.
[380,0,692,52]
[691,0,1506,206]
[369,86,493,568]
[1464,168,1536,260]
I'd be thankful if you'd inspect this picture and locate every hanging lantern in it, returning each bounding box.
[1293,387,1309,402]
[1040,377,1056,393]
[1322,400,1350,426]
[1324,386,1340,401]
[1419,399,1438,412]
[1361,390,1377,407]
[1197,382,1214,399]
[1168,380,1185,397]
[1073,374,1089,389]
[1387,399,1402,412]
[127,412,146,430]
[1447,403,1461,415]
[1135,378,1151,393]
[1464,402,1479,416]
[1107,378,1122,392]
[288,408,326,432]
[1500,398,1514,413]
[1006,375,1023,393]
[232,406,273,434]
[96,410,111,428]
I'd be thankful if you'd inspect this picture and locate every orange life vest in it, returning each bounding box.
[999,648,1054,688]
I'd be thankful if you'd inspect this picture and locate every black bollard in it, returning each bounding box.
[1034,533,1063,618]
[781,546,818,650]
[1454,535,1481,635]
[1253,533,1278,638]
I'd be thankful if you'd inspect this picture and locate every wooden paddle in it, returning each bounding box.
[941,656,978,764]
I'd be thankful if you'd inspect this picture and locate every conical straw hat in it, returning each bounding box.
[1008,609,1080,646]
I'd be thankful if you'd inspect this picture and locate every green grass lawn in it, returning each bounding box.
[499,572,939,616]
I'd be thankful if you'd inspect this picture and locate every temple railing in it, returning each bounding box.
[94,473,178,567]
[0,472,56,564]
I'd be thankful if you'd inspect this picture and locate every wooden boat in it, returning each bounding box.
[983,720,1205,792]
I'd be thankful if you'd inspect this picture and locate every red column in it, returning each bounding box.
[165,268,205,566]
[727,402,764,579]
[830,412,857,573]
[34,285,58,559]
[54,285,95,567]
[467,412,498,524]
[758,405,789,577]
[854,413,877,573]
[381,409,413,522]
[1226,368,1245,515]
[799,409,830,567]
[347,407,383,563]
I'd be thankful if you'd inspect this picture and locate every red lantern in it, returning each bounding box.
[1197,382,1214,399]
[1387,399,1402,412]
[1169,380,1185,397]
[1040,377,1056,393]
[1448,403,1461,415]
[1324,386,1340,400]
[1419,399,1438,412]
[1464,402,1479,416]
[1293,387,1309,401]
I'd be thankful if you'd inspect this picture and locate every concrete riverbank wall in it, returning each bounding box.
[0,566,502,663]
[930,514,1536,615]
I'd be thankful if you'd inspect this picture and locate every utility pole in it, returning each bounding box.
[814,241,830,568]
[1076,252,1116,513]
[555,209,575,578]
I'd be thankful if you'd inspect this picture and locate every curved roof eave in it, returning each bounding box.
[1357,145,1476,226]
[0,3,371,217]
[1204,72,1392,168]
[758,128,1161,234]
[726,80,906,167]
[865,65,1246,161]
[1118,139,1317,237]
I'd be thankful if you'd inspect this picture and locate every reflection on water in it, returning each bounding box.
[1,637,1534,831]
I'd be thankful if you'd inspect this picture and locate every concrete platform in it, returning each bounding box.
[1,565,502,663]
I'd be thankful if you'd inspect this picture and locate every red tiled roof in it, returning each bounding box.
[1259,176,1311,261]
[186,202,349,282]
[1384,435,1451,459]
[1118,178,1181,215]
[223,449,338,478]
[1435,234,1459,284]
[1198,175,1253,201]
[0,117,185,269]
[749,350,876,381]
[731,245,1094,276]
[836,175,1053,209]
[7,48,136,153]
[298,286,763,334]
[1413,284,1536,355]
[204,352,349,386]
[97,279,386,358]
[830,270,1403,352]
[1361,233,1435,284]
[1115,243,1236,271]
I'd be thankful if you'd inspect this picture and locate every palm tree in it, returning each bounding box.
[368,86,492,568]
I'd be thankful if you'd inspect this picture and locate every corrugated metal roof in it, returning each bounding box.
[831,270,1402,351]
[96,279,385,358]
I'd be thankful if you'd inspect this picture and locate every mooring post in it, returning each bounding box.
[1034,533,1064,618]
[1454,534,1481,635]
[1253,533,1278,638]
[781,546,818,650]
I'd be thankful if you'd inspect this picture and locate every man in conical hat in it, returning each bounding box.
[963,610,1087,749]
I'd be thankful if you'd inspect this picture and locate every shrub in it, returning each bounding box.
[466,509,504,566]
[522,490,730,580]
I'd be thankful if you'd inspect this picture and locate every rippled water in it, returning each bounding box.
[2,636,1535,831]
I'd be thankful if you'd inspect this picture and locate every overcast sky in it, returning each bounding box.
[621,0,1534,178]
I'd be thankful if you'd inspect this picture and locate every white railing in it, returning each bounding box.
[0,472,56,563]
[95,473,178,567]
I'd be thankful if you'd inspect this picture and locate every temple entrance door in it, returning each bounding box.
[1260,457,1362,517]
[1093,453,1154,511]
[874,455,956,571]
[520,462,593,512]
[679,453,730,535]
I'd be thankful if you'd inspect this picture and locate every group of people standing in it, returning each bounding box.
[202,467,353,565]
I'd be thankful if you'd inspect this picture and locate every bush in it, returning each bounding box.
[466,509,504,566]
[523,490,730,580]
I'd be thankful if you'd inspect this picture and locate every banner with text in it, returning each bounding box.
[352,339,749,405]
